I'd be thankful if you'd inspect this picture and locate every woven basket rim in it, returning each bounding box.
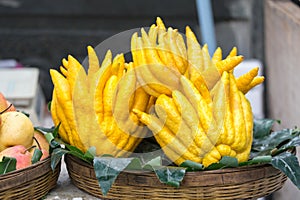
[65,153,287,199]
[65,153,272,174]
[65,153,286,187]
[0,156,61,195]
[0,156,50,179]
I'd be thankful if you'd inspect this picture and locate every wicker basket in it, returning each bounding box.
[65,154,287,200]
[0,157,61,200]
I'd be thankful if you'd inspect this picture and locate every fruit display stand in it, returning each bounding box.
[0,157,61,200]
[64,154,287,200]
[45,17,300,200]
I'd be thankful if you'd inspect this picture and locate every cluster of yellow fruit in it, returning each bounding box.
[0,93,49,170]
[50,47,151,157]
[50,17,264,167]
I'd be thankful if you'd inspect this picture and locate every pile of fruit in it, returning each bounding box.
[50,17,264,167]
[0,93,49,171]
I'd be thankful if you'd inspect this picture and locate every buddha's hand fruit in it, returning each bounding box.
[50,46,150,157]
[128,19,262,167]
[0,111,34,152]
[129,17,263,98]
[134,72,254,167]
[49,17,264,166]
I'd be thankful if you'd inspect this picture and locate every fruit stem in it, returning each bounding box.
[33,136,42,150]
[24,145,36,154]
[0,103,13,114]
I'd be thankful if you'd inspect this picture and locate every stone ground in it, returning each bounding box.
[44,160,99,200]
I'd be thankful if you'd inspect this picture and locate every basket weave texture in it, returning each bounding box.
[0,157,61,200]
[65,154,287,200]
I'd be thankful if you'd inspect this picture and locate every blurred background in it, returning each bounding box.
[0,0,299,199]
[0,0,264,103]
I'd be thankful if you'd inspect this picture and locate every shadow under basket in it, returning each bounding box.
[65,154,287,200]
[0,157,61,200]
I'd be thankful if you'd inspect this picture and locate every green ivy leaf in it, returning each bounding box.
[31,148,43,164]
[0,157,16,175]
[239,155,272,166]
[52,124,60,138]
[152,166,186,188]
[35,126,61,149]
[126,157,143,170]
[274,133,300,155]
[143,156,162,169]
[51,148,68,171]
[64,144,92,164]
[84,146,96,161]
[206,156,238,170]
[179,160,204,171]
[271,152,300,189]
[45,132,55,144]
[65,143,84,154]
[93,157,134,196]
[45,132,60,149]
[253,118,277,139]
[252,129,296,157]
[126,155,162,171]
[35,126,55,133]
[92,155,166,195]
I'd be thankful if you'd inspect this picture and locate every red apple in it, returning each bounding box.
[0,145,32,170]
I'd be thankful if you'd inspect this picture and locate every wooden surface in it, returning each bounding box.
[265,0,300,199]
